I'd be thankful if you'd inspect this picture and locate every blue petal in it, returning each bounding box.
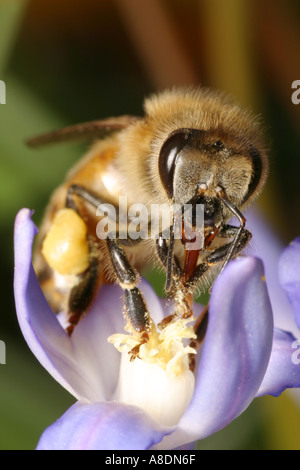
[14,209,167,402]
[13,208,128,400]
[36,401,173,450]
[247,210,297,335]
[161,257,274,448]
[278,237,300,330]
[14,209,79,398]
[257,328,300,396]
[14,209,124,401]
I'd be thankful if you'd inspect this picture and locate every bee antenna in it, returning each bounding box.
[216,189,246,275]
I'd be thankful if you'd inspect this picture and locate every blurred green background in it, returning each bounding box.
[0,0,300,450]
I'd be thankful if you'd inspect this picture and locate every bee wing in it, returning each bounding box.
[26,115,140,147]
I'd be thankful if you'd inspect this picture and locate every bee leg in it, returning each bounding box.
[186,227,251,290]
[106,238,150,360]
[217,224,251,240]
[64,183,148,340]
[155,236,185,327]
[66,183,111,213]
[67,252,100,335]
[54,184,106,334]
[156,235,182,283]
[188,304,209,372]
[156,260,208,329]
[185,227,251,357]
[205,226,252,266]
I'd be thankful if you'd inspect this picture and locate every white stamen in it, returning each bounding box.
[108,317,197,426]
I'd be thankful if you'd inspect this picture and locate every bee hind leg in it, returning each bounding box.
[64,183,151,353]
[66,251,100,335]
[62,184,107,334]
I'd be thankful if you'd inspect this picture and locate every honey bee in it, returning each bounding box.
[28,87,268,357]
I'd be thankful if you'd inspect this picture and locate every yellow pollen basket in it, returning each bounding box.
[42,208,90,275]
[108,316,197,376]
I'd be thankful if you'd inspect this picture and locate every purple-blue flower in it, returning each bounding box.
[14,208,300,450]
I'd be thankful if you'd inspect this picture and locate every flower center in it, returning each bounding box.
[108,316,197,426]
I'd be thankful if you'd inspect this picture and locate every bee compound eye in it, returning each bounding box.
[158,130,190,199]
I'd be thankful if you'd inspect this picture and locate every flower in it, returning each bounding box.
[278,237,300,330]
[14,208,300,450]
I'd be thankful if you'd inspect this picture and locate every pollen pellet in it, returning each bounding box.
[42,208,89,275]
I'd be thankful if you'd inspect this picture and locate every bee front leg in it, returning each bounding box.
[186,226,251,358]
[156,235,182,284]
[186,226,251,290]
[155,235,185,327]
[106,238,151,360]
[205,225,252,267]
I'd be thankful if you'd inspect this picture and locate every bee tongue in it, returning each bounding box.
[183,247,200,283]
